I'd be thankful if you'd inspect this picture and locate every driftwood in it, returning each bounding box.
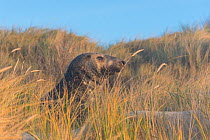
[21,133,36,140]
[130,110,210,139]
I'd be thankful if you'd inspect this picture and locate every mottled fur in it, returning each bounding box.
[41,52,125,106]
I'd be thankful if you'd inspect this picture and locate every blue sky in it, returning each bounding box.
[0,0,209,44]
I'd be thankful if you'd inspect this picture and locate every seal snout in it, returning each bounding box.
[112,59,126,73]
[121,60,126,65]
[117,59,126,67]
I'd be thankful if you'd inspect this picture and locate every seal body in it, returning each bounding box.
[42,52,126,104]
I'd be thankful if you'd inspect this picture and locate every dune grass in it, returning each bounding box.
[0,26,209,139]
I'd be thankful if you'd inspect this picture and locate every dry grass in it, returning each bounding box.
[0,26,209,139]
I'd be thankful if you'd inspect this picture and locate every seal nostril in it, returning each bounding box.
[121,60,126,65]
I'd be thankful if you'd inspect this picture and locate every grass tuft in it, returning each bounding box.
[0,25,209,139]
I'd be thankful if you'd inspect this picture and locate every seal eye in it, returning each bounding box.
[86,55,91,58]
[97,56,104,61]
